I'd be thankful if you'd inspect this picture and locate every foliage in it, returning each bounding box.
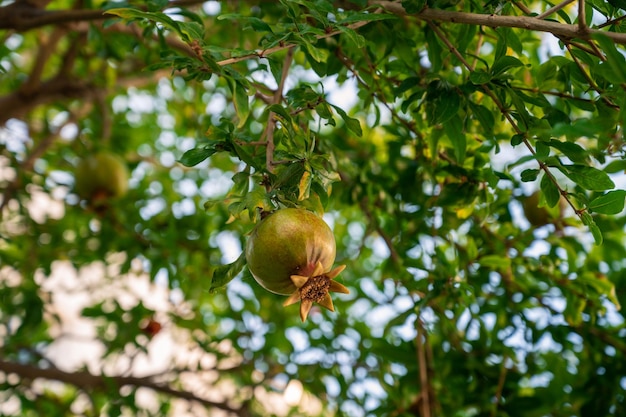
[1,0,626,416]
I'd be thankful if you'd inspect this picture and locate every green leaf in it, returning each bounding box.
[540,174,561,208]
[588,190,626,214]
[230,171,250,196]
[298,169,312,201]
[521,168,540,182]
[229,80,250,128]
[604,159,626,173]
[332,104,362,136]
[273,162,306,189]
[301,38,328,63]
[337,26,366,48]
[425,80,461,125]
[209,253,247,291]
[580,211,603,244]
[468,101,495,136]
[479,255,511,271]
[589,222,603,245]
[593,33,626,84]
[402,0,427,13]
[105,8,188,40]
[510,133,525,146]
[562,164,615,191]
[179,145,217,167]
[548,139,588,163]
[491,55,524,77]
[267,104,293,124]
[425,27,443,72]
[535,141,550,160]
[178,21,205,41]
[469,70,492,85]
[564,291,586,325]
[443,116,466,163]
[232,142,259,169]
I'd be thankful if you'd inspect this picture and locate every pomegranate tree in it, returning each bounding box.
[245,208,349,322]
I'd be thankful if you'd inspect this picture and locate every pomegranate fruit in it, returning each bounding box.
[75,151,129,205]
[521,191,563,227]
[245,208,349,322]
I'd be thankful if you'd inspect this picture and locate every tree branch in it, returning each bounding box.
[0,0,208,31]
[373,1,626,45]
[0,359,242,414]
[415,320,432,417]
[0,77,99,126]
[262,47,295,173]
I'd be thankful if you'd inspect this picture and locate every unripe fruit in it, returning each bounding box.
[245,208,349,321]
[75,152,129,205]
[521,191,563,227]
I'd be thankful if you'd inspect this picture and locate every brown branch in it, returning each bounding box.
[0,77,99,125]
[415,321,432,417]
[598,13,626,29]
[0,0,208,31]
[373,1,626,44]
[0,359,242,414]
[491,360,508,417]
[20,28,65,95]
[262,47,295,173]
[578,0,586,33]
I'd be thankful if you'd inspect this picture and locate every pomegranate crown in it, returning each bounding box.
[283,261,349,322]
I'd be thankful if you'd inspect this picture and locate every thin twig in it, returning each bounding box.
[512,1,532,15]
[564,42,616,107]
[598,13,626,29]
[262,47,295,173]
[578,0,587,34]
[415,320,432,417]
[491,359,508,417]
[536,0,576,19]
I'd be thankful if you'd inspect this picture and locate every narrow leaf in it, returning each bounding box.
[520,169,540,182]
[267,104,293,124]
[594,33,626,84]
[298,169,312,201]
[179,145,217,167]
[540,174,561,208]
[562,164,615,191]
[425,80,461,125]
[210,253,247,291]
[588,190,626,214]
[332,105,362,136]
[491,55,524,77]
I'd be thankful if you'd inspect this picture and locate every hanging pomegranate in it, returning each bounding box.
[245,208,349,321]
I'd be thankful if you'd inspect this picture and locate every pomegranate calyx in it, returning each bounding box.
[283,262,349,322]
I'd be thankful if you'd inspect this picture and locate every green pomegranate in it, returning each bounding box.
[245,208,349,322]
[75,151,129,205]
[521,191,563,228]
